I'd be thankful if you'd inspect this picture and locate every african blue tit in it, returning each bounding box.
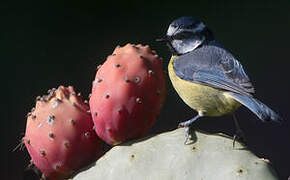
[157,17,281,144]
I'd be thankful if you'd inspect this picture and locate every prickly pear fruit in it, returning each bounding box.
[24,86,103,180]
[90,44,166,145]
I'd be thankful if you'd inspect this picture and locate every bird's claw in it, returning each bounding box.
[178,122,190,144]
[179,115,201,144]
[184,126,190,144]
[233,129,247,148]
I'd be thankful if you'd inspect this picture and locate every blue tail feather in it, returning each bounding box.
[227,92,282,123]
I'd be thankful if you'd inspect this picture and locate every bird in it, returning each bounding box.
[157,16,281,145]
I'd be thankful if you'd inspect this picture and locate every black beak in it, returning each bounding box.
[156,35,169,42]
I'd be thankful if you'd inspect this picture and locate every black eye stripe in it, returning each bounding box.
[173,31,195,39]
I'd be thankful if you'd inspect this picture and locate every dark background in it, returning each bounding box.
[3,0,290,179]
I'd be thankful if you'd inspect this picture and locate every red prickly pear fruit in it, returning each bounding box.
[24,86,104,180]
[90,44,166,146]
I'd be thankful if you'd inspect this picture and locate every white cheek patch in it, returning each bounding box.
[167,25,178,36]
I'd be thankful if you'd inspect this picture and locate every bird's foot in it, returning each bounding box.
[177,125,191,144]
[232,114,247,148]
[178,114,201,144]
[178,121,192,144]
[233,129,247,148]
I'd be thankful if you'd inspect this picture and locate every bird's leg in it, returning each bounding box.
[178,114,201,144]
[233,114,247,148]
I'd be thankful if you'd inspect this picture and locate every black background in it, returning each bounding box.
[3,0,290,179]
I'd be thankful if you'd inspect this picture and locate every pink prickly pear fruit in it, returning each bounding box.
[90,44,166,146]
[24,86,104,180]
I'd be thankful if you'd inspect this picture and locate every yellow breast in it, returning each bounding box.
[168,56,241,117]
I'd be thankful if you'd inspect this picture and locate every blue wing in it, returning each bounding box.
[173,41,255,96]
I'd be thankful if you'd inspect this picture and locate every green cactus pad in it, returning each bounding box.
[73,128,278,180]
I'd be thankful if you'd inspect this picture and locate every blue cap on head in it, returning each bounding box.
[170,17,202,28]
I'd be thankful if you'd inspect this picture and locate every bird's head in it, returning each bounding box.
[157,17,214,56]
